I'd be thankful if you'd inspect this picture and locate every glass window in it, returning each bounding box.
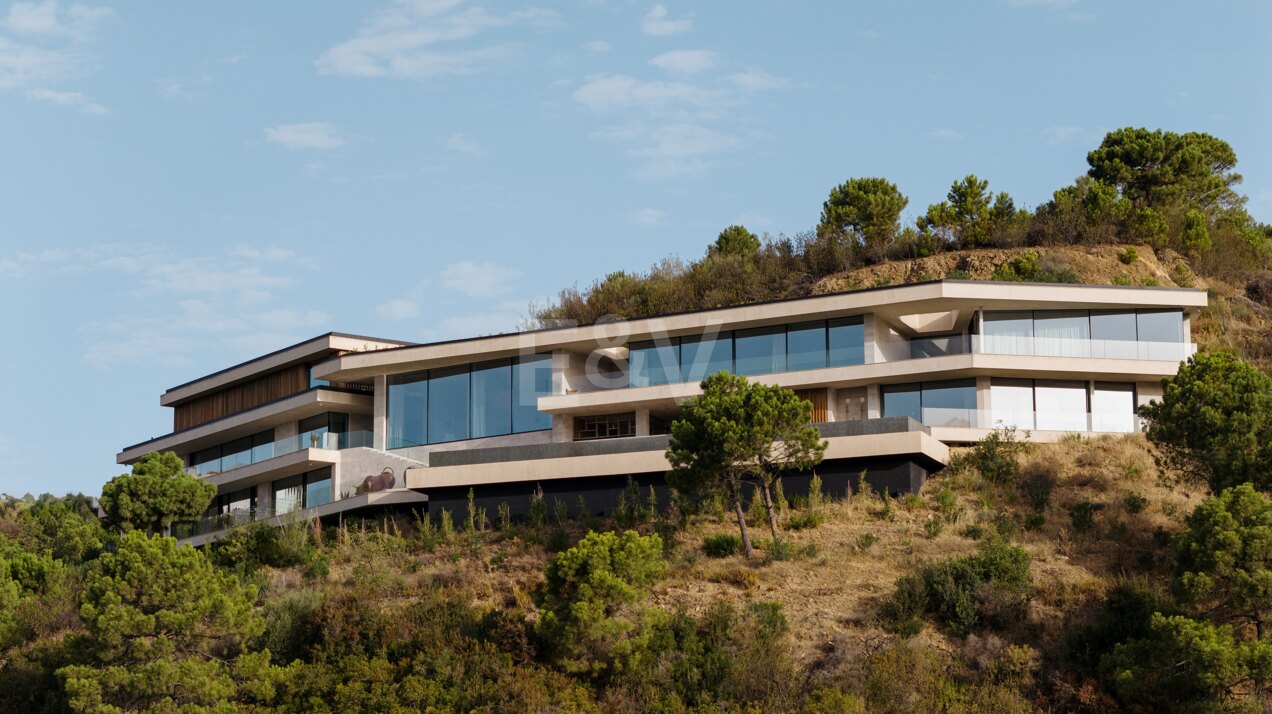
[251,430,274,463]
[911,334,968,359]
[681,333,733,383]
[221,436,253,471]
[304,468,333,508]
[982,311,1034,355]
[272,475,303,516]
[921,380,977,427]
[1090,310,1139,359]
[1033,310,1091,357]
[734,326,786,376]
[882,384,922,423]
[191,446,221,476]
[428,366,470,443]
[629,340,680,387]
[786,321,827,372]
[1137,310,1184,360]
[222,488,255,516]
[308,364,329,389]
[1136,309,1183,342]
[827,316,865,367]
[471,360,512,439]
[388,373,427,449]
[512,354,553,433]
[1035,380,1088,431]
[990,378,1035,430]
[1092,382,1136,433]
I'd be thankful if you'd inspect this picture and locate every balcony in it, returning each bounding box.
[911,407,1141,433]
[881,335,1195,364]
[188,430,374,478]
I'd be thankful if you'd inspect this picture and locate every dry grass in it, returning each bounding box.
[254,434,1205,671]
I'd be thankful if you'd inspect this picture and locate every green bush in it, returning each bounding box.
[969,427,1027,484]
[786,510,825,531]
[885,537,1031,637]
[923,516,944,539]
[1118,246,1138,264]
[703,533,741,557]
[1023,513,1046,531]
[1019,467,1056,512]
[1122,493,1148,515]
[1069,501,1103,533]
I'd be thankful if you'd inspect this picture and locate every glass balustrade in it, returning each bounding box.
[185,430,374,477]
[973,335,1196,361]
[911,408,1143,433]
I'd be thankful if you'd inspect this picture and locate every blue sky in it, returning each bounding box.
[0,0,1268,496]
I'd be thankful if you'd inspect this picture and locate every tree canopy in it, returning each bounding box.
[817,177,909,264]
[99,451,217,534]
[667,372,825,556]
[1139,351,1272,492]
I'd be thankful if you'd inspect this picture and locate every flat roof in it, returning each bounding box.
[160,332,413,407]
[311,280,1208,382]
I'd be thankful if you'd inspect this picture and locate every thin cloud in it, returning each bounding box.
[3,1,112,41]
[315,2,559,79]
[24,87,106,113]
[928,128,965,140]
[376,298,421,320]
[641,5,692,36]
[633,208,666,226]
[441,260,519,298]
[648,49,717,74]
[727,69,788,92]
[571,74,724,116]
[446,131,485,156]
[264,122,347,149]
[581,39,610,53]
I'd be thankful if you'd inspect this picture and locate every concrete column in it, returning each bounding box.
[552,414,574,443]
[255,483,273,518]
[373,374,387,451]
[863,313,876,364]
[866,384,881,419]
[975,376,991,418]
[635,409,651,436]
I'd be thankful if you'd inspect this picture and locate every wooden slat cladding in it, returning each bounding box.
[794,388,829,424]
[173,364,310,431]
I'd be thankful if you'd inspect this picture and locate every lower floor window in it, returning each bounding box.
[272,467,333,515]
[574,413,636,441]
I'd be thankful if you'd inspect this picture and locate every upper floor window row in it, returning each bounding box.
[629,317,865,388]
[189,429,275,477]
[387,354,554,449]
[981,309,1186,360]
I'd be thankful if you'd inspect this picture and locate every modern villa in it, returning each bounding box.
[114,280,1207,546]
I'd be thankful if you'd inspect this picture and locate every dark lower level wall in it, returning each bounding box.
[418,454,937,521]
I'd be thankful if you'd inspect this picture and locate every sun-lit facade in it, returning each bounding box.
[115,280,1206,545]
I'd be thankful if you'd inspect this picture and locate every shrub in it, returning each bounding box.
[969,427,1027,484]
[1069,501,1103,534]
[1023,513,1046,531]
[932,487,958,519]
[856,533,879,550]
[786,510,825,531]
[1122,493,1148,515]
[1111,274,1132,286]
[1019,466,1056,512]
[886,537,1031,637]
[703,533,741,558]
[923,516,944,539]
[1118,246,1138,264]
[961,524,985,540]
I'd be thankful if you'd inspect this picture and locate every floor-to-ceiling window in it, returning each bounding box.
[629,340,680,387]
[827,317,865,367]
[388,354,555,449]
[1034,380,1088,431]
[299,412,348,450]
[512,354,553,433]
[786,321,827,372]
[271,467,332,515]
[428,366,470,444]
[1033,310,1091,357]
[989,378,1035,430]
[471,359,513,439]
[981,309,1185,359]
[734,326,786,376]
[189,429,275,476]
[387,373,428,449]
[1091,382,1137,432]
[680,333,732,383]
[883,380,977,427]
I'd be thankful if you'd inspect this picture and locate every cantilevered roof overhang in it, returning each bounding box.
[312,281,1208,383]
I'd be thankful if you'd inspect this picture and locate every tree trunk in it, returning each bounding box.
[759,480,781,542]
[1257,617,1270,714]
[730,480,754,558]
